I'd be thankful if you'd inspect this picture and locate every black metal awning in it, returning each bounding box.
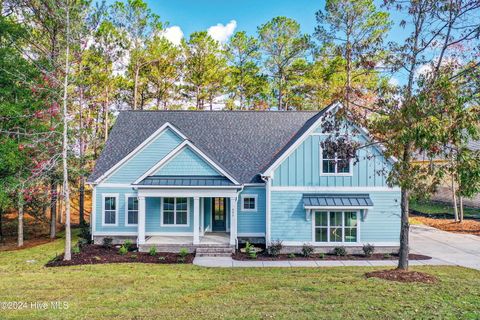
[303,194,373,208]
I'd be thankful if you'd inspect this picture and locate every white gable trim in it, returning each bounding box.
[262,102,339,177]
[133,140,240,185]
[92,122,187,184]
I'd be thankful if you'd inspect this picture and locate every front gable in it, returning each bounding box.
[104,127,184,184]
[153,146,221,176]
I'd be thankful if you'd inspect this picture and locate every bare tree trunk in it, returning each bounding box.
[104,87,109,143]
[50,179,57,239]
[459,196,464,222]
[452,174,459,222]
[278,75,283,111]
[134,66,139,110]
[397,144,411,271]
[17,191,24,247]
[62,1,72,261]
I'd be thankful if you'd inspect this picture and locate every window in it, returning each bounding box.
[162,197,189,226]
[314,211,358,242]
[126,196,138,225]
[320,148,352,174]
[103,195,118,225]
[241,195,257,212]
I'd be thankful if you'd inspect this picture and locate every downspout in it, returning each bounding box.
[234,185,244,249]
[261,175,271,246]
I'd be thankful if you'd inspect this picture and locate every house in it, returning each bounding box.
[87,104,401,254]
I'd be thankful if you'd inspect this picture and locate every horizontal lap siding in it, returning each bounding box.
[154,147,220,176]
[272,132,391,188]
[145,197,194,233]
[271,191,401,243]
[237,187,266,234]
[105,128,183,184]
[95,187,138,233]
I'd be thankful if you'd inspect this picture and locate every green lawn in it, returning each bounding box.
[410,199,480,219]
[0,235,479,319]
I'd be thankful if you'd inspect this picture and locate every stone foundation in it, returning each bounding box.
[93,235,137,246]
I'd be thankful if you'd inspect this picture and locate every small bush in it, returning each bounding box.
[245,242,257,259]
[123,239,133,251]
[318,253,325,259]
[177,257,185,263]
[149,247,157,256]
[179,247,189,258]
[72,246,80,254]
[267,240,283,257]
[130,254,137,259]
[102,237,113,249]
[77,238,89,247]
[362,243,375,257]
[383,253,391,259]
[118,245,128,255]
[288,253,296,259]
[79,222,91,243]
[333,246,347,256]
[301,244,314,257]
[158,256,166,261]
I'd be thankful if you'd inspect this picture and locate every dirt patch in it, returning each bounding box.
[46,244,194,267]
[412,215,480,236]
[365,269,438,284]
[232,252,431,261]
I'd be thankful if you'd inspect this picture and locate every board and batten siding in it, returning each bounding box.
[154,146,220,176]
[270,191,400,243]
[105,128,183,184]
[272,131,392,187]
[237,187,266,235]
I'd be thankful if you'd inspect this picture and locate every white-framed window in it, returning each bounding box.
[125,194,138,226]
[102,194,119,226]
[241,194,257,212]
[313,210,359,243]
[320,147,353,175]
[161,197,189,226]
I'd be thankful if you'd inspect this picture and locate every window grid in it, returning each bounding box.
[162,197,189,226]
[314,211,358,243]
[103,196,117,225]
[321,149,351,174]
[127,197,138,225]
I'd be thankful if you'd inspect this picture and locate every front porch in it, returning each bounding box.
[139,232,233,253]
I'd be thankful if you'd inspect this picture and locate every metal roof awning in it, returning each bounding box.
[135,175,238,187]
[303,194,374,209]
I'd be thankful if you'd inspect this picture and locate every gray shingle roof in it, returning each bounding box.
[303,194,374,207]
[137,175,236,187]
[88,109,330,184]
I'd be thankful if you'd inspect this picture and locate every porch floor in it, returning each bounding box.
[145,232,230,246]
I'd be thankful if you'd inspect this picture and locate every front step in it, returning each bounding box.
[196,246,234,257]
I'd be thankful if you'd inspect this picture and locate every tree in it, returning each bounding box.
[315,0,390,110]
[257,17,310,110]
[225,31,268,109]
[182,31,227,110]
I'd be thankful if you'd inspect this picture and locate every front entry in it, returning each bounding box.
[212,198,226,231]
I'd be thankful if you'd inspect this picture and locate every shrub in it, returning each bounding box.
[301,244,314,257]
[383,253,391,259]
[318,253,325,259]
[77,238,89,247]
[72,246,80,254]
[179,247,189,258]
[333,246,347,256]
[79,222,91,243]
[362,243,375,257]
[149,247,157,256]
[118,245,128,255]
[267,240,283,257]
[177,257,185,263]
[123,239,133,251]
[158,256,166,261]
[245,242,257,259]
[130,254,137,259]
[102,237,113,249]
[288,253,296,259]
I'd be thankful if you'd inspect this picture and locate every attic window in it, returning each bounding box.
[320,148,352,175]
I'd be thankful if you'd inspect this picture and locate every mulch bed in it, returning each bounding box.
[232,252,431,261]
[411,215,480,236]
[46,244,194,267]
[365,269,438,284]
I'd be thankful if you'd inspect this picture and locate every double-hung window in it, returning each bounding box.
[314,211,358,243]
[126,196,138,225]
[162,197,189,226]
[103,194,118,226]
[321,148,352,174]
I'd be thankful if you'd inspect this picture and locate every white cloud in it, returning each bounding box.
[388,77,399,87]
[207,20,237,43]
[162,26,184,46]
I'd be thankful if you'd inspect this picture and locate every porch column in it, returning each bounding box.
[230,196,237,246]
[138,196,146,244]
[193,196,200,245]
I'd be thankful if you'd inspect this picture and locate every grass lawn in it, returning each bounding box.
[410,199,480,219]
[0,234,480,319]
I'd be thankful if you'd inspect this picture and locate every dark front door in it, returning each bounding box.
[212,198,226,231]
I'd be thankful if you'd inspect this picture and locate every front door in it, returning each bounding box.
[212,198,226,231]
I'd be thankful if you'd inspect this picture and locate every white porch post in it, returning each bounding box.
[230,196,237,246]
[138,196,146,244]
[193,196,200,245]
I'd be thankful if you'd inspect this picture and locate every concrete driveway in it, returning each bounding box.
[411,224,480,270]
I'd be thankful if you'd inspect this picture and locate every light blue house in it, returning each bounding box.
[88,104,401,253]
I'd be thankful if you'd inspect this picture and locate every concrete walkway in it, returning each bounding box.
[194,225,480,269]
[410,224,480,270]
